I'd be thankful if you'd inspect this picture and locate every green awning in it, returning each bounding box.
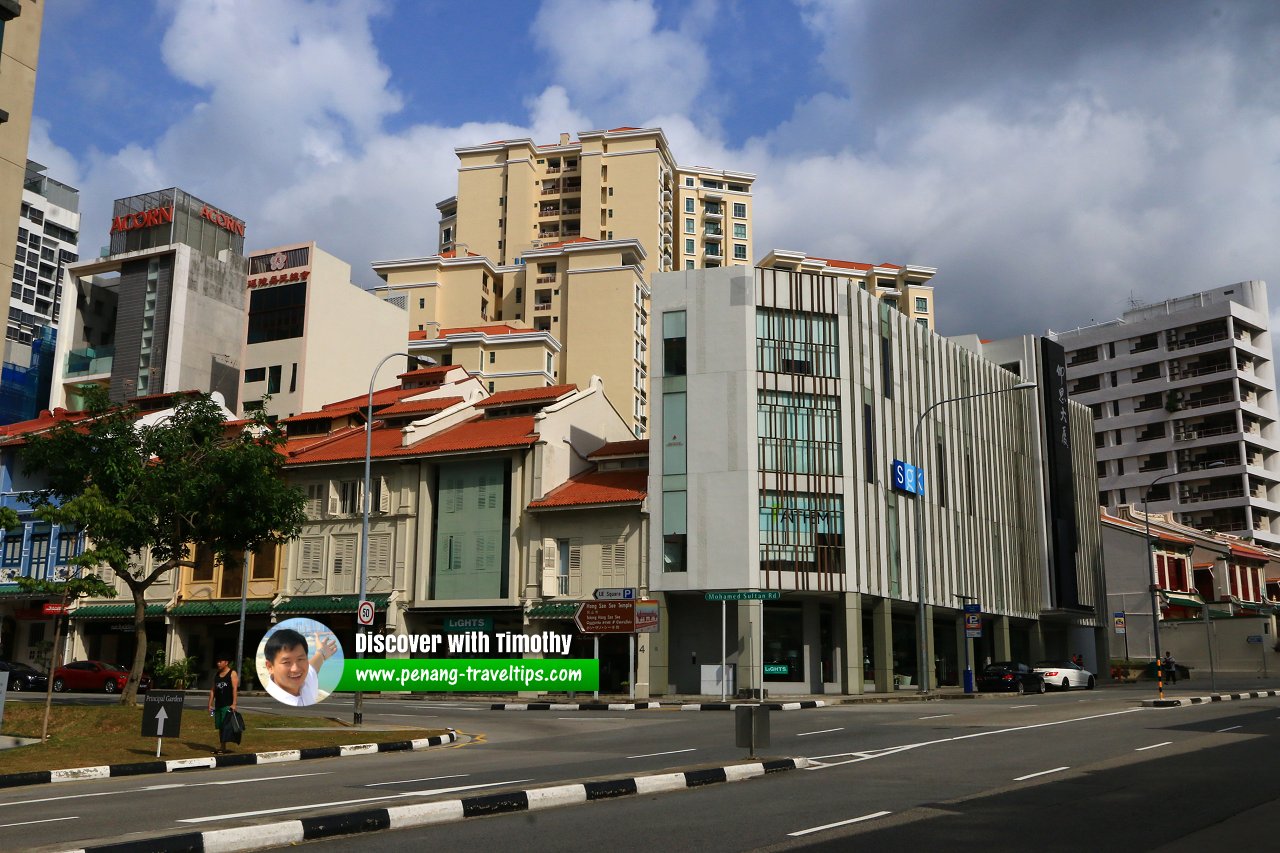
[170,599,274,617]
[1163,592,1205,609]
[528,601,579,619]
[274,594,389,615]
[71,603,165,620]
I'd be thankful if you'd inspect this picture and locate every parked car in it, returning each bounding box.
[977,661,1047,695]
[52,661,152,694]
[0,660,48,692]
[1034,660,1096,691]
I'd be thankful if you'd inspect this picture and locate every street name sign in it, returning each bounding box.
[575,601,637,633]
[593,587,637,601]
[141,691,186,739]
[704,591,781,602]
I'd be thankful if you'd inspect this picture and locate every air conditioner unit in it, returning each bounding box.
[541,538,558,597]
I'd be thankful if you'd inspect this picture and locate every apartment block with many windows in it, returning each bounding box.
[1051,281,1280,548]
[757,249,937,330]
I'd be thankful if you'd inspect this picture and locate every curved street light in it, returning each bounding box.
[913,381,1037,695]
[1143,460,1225,699]
[354,351,434,725]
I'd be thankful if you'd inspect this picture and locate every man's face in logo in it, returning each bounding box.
[266,642,309,696]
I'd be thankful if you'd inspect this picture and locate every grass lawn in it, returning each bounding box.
[0,701,447,774]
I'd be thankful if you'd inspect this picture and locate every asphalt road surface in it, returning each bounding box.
[5,688,1278,851]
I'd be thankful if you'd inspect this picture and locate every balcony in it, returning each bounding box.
[702,207,723,219]
[66,345,114,378]
[545,166,561,175]
[541,182,561,195]
[1171,331,1229,350]
[533,301,553,312]
[539,206,560,217]
[561,181,582,195]
[536,274,557,284]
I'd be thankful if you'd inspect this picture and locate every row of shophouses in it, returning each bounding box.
[0,266,1278,695]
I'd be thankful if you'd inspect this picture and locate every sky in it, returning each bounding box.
[28,0,1280,341]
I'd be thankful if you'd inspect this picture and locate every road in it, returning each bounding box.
[4,688,1278,850]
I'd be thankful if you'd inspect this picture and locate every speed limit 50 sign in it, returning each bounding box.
[357,599,375,626]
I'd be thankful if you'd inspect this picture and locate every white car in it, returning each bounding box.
[1034,660,1096,690]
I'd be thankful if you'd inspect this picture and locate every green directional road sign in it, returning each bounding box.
[704,591,781,602]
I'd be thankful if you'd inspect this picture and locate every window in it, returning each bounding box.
[57,532,79,563]
[915,297,928,313]
[28,535,49,571]
[733,244,747,260]
[289,363,298,393]
[305,484,324,519]
[192,546,215,582]
[685,238,695,254]
[488,351,495,364]
[733,202,747,218]
[685,260,695,270]
[338,480,361,515]
[733,223,747,239]
[267,365,282,395]
[251,542,279,580]
[663,491,687,573]
[663,311,686,376]
[916,318,929,329]
[247,281,307,343]
[243,368,266,384]
[684,198,694,213]
[685,218,695,233]
[685,176,694,187]
[419,298,425,309]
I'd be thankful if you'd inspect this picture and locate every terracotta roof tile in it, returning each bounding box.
[1230,543,1271,561]
[285,415,538,465]
[409,330,431,341]
[376,396,462,418]
[529,470,647,509]
[589,439,649,459]
[437,324,527,337]
[396,365,454,380]
[283,406,361,424]
[473,384,577,409]
[531,237,595,250]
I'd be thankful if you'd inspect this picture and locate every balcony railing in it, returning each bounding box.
[533,302,553,311]
[1175,424,1238,441]
[1180,488,1245,504]
[536,275,557,284]
[1185,394,1234,409]
[66,345,114,377]
[1171,332,1229,350]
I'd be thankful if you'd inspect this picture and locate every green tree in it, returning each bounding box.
[21,388,307,704]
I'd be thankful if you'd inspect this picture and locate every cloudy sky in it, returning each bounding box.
[30,0,1280,340]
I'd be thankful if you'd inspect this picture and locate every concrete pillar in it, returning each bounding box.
[803,599,821,692]
[994,615,1012,661]
[923,604,936,689]
[650,593,670,695]
[1029,621,1046,664]
[842,591,864,695]
[873,597,893,693]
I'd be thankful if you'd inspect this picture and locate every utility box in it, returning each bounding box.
[735,704,770,757]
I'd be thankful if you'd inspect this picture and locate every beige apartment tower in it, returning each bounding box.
[376,126,756,437]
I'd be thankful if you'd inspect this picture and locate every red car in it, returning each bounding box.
[52,660,152,694]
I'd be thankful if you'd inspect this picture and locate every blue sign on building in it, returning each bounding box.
[891,459,925,496]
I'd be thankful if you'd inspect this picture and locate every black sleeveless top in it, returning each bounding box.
[213,669,236,708]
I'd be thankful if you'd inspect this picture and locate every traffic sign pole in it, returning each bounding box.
[721,599,726,702]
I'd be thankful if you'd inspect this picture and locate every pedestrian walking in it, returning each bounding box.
[1162,650,1177,684]
[208,653,239,754]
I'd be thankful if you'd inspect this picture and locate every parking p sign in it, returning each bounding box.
[357,600,375,626]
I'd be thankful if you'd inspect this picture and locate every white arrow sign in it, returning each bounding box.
[154,706,168,737]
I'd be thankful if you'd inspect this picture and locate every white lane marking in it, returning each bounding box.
[178,779,534,823]
[0,816,79,829]
[1014,766,1069,782]
[917,714,952,720]
[556,717,628,721]
[1009,705,1037,709]
[627,748,697,759]
[796,728,844,737]
[0,772,329,808]
[1216,725,1243,732]
[365,774,467,788]
[808,708,1145,768]
[788,810,891,837]
[1136,741,1173,751]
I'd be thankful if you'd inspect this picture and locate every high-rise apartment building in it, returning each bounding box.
[1050,282,1280,548]
[438,127,754,272]
[49,188,249,410]
[376,127,755,438]
[0,1,44,355]
[0,161,78,422]
[757,249,938,330]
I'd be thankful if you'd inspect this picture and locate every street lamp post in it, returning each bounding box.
[1142,460,1224,700]
[354,351,434,726]
[914,382,1037,695]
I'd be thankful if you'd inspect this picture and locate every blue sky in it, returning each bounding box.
[30,0,1280,340]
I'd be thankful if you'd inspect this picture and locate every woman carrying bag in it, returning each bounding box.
[208,653,241,755]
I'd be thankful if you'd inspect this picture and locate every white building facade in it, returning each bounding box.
[649,266,1106,696]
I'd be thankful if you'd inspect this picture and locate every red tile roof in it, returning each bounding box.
[809,256,872,272]
[376,396,462,418]
[1230,543,1271,561]
[0,407,91,439]
[285,415,538,465]
[282,406,361,424]
[473,384,577,409]
[397,365,454,380]
[608,126,641,133]
[589,439,649,459]
[437,324,527,337]
[321,385,420,412]
[437,249,481,259]
[529,469,647,509]
[408,330,431,341]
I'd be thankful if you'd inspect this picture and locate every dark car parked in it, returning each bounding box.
[0,660,48,692]
[977,661,1047,695]
[52,660,151,694]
